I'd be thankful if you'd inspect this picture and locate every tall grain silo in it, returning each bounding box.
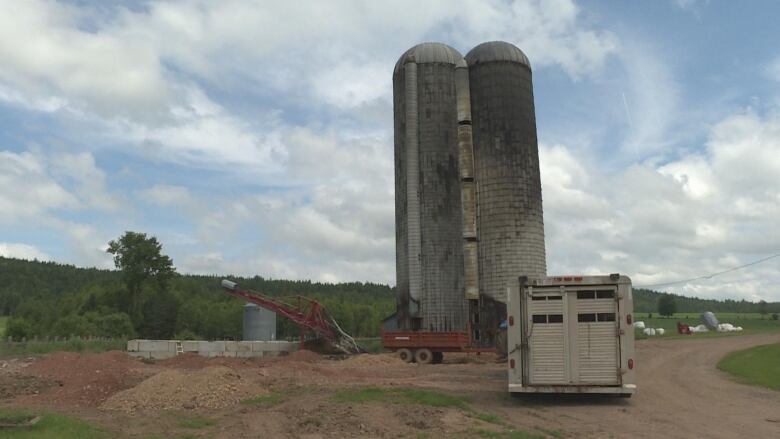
[465,41,547,309]
[393,42,468,332]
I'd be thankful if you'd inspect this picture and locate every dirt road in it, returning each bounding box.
[3,334,779,438]
[496,333,780,438]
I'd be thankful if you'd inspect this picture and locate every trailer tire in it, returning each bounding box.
[414,348,433,364]
[432,352,443,364]
[397,348,414,363]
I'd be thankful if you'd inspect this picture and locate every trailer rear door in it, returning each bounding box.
[574,288,620,385]
[527,291,567,384]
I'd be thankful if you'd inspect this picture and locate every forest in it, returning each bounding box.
[0,234,394,341]
[1,231,777,341]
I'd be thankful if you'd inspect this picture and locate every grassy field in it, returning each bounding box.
[717,342,780,391]
[0,339,126,357]
[0,409,106,439]
[634,312,780,340]
[0,316,7,337]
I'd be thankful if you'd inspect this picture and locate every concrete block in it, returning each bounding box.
[251,341,296,352]
[127,340,140,352]
[199,341,225,352]
[234,342,253,352]
[182,341,199,352]
[226,341,251,352]
[221,351,237,358]
[235,351,256,358]
[138,340,172,352]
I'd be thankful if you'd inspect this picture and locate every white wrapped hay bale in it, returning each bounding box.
[634,321,646,329]
[643,328,656,336]
[656,328,665,335]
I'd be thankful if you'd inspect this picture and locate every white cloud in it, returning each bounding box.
[0,0,170,119]
[0,150,79,223]
[138,184,194,207]
[540,110,780,301]
[0,0,618,172]
[0,242,50,261]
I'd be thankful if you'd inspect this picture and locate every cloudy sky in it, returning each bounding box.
[1,0,779,301]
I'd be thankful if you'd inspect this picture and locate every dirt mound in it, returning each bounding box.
[101,366,261,412]
[340,353,404,366]
[158,353,262,369]
[20,351,148,407]
[283,349,321,363]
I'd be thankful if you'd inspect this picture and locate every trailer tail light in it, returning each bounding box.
[510,359,515,369]
[627,314,632,325]
[628,359,634,370]
[508,316,514,326]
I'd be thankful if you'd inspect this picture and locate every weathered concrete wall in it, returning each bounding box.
[465,41,547,304]
[393,43,469,332]
[126,339,299,359]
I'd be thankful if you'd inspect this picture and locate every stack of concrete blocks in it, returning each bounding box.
[126,339,298,359]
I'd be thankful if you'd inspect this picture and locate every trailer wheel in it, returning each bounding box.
[414,348,433,364]
[432,352,443,364]
[397,348,414,363]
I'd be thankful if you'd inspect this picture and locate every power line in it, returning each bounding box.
[635,252,780,289]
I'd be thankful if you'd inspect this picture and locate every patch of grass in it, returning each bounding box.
[634,313,780,339]
[0,409,106,438]
[177,414,216,430]
[469,411,505,425]
[465,428,545,439]
[534,426,565,438]
[0,316,8,337]
[331,386,469,409]
[241,392,284,408]
[0,339,126,356]
[717,342,780,391]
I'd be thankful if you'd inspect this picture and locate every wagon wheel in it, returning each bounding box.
[397,348,414,363]
[414,348,433,364]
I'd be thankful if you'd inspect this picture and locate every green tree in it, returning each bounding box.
[658,294,677,317]
[758,300,768,319]
[6,317,31,341]
[97,312,136,338]
[106,231,175,317]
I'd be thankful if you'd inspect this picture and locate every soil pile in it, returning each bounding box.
[159,353,260,370]
[21,351,146,406]
[340,353,404,366]
[101,366,261,411]
[284,349,321,363]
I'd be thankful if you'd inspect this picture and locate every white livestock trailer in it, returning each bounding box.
[507,274,636,396]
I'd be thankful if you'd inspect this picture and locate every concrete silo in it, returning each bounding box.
[465,41,547,308]
[393,42,468,332]
[391,40,546,346]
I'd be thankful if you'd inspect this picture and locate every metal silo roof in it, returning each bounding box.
[394,42,464,74]
[465,41,531,69]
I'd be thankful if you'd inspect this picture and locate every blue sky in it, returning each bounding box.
[1,0,779,301]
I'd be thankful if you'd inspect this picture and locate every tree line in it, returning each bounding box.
[633,288,780,315]
[3,232,777,341]
[1,232,395,341]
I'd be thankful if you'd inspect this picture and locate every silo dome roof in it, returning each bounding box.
[465,41,530,69]
[394,42,464,74]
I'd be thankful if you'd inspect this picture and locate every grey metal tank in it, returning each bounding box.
[393,42,468,331]
[465,41,547,303]
[243,303,276,341]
